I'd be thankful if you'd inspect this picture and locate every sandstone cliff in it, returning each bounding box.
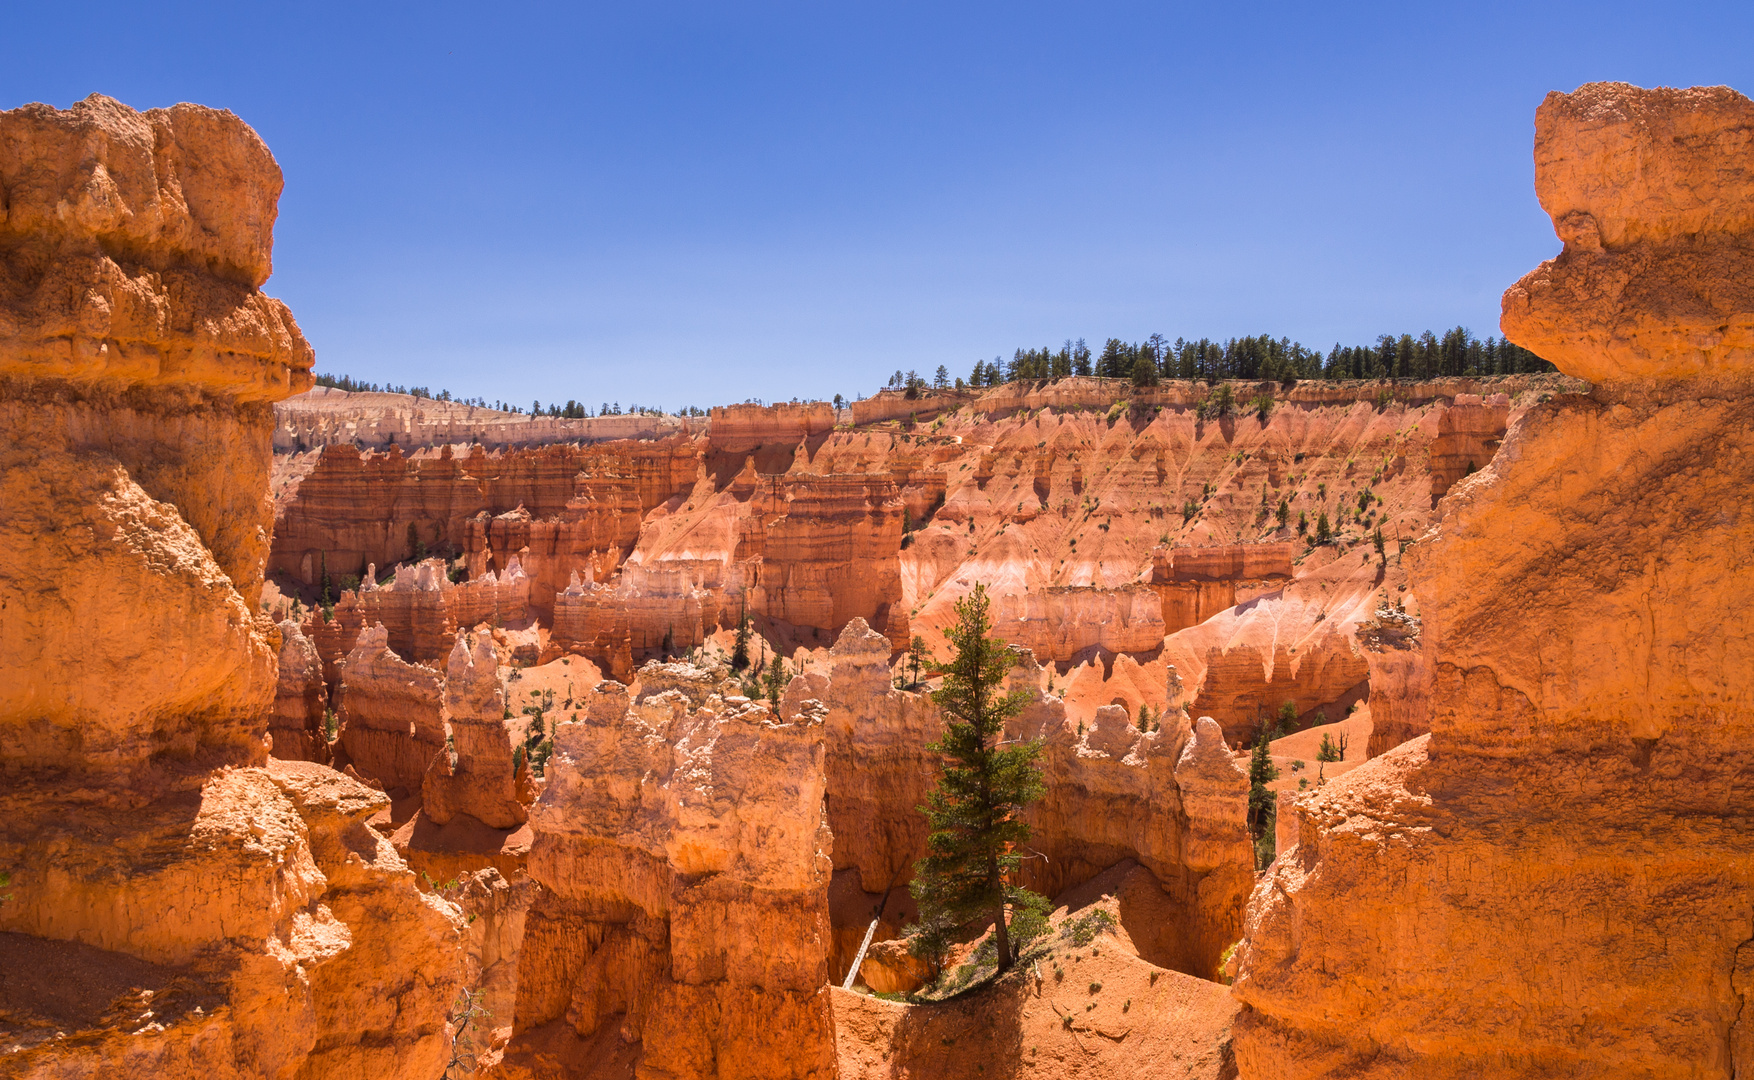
[1234,81,1754,1078]
[0,94,464,1079]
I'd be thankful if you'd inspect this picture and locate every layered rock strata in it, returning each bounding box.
[508,673,836,1079]
[1234,81,1754,1078]
[1189,634,1371,744]
[817,618,1253,984]
[1427,392,1510,498]
[0,94,462,1078]
[1005,662,1254,977]
[274,384,694,452]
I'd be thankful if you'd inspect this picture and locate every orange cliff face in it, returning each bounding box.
[1233,81,1754,1078]
[0,95,465,1077]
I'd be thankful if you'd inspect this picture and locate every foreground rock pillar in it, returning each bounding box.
[0,94,463,1077]
[1232,82,1754,1078]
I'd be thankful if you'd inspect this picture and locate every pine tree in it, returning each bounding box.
[907,635,932,689]
[764,652,788,710]
[731,599,751,671]
[907,584,1047,977]
[1316,512,1332,543]
[1246,718,1281,857]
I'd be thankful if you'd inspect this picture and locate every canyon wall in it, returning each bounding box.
[422,632,527,830]
[271,617,331,763]
[1234,81,1754,1078]
[273,362,1574,753]
[275,385,695,452]
[0,94,464,1078]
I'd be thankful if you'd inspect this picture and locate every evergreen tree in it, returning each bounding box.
[1246,717,1281,854]
[907,585,1047,976]
[731,599,751,671]
[764,652,788,710]
[1316,512,1332,543]
[907,634,932,689]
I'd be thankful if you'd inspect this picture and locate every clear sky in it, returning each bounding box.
[6,2,1752,411]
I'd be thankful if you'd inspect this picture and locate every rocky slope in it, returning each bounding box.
[1233,81,1754,1078]
[0,94,466,1077]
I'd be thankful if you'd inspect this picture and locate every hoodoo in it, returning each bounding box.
[1233,82,1754,1078]
[0,95,466,1077]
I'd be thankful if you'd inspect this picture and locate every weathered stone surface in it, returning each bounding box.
[0,94,312,400]
[1428,393,1510,498]
[506,671,836,1078]
[334,624,446,797]
[274,385,695,452]
[270,616,330,763]
[989,583,1167,660]
[1235,81,1754,1079]
[0,93,466,1080]
[1502,82,1754,384]
[821,617,939,895]
[423,632,527,829]
[1188,634,1370,745]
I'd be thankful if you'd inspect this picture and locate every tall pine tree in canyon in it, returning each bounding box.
[908,585,1047,976]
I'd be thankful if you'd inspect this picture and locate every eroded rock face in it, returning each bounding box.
[423,632,527,829]
[0,93,462,1080]
[1188,634,1370,745]
[335,623,446,797]
[271,617,330,763]
[508,671,836,1078]
[822,618,939,894]
[1005,663,1253,979]
[1235,81,1754,1078]
[1502,83,1754,383]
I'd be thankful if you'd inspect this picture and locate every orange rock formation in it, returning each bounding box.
[335,624,447,798]
[1234,81,1754,1078]
[0,94,464,1078]
[423,633,528,830]
[507,669,836,1079]
[271,616,331,763]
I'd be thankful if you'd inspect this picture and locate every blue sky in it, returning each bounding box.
[7,2,1752,411]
